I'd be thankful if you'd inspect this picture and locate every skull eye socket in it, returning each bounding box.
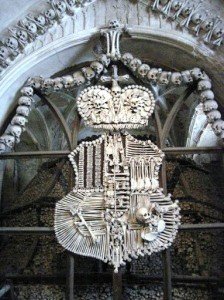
[143,213,148,217]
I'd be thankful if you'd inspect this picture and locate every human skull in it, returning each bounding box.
[62,75,74,89]
[0,143,6,153]
[171,72,182,85]
[197,80,212,91]
[43,78,54,89]
[147,68,162,82]
[45,9,56,20]
[200,90,214,102]
[206,110,221,123]
[122,53,133,66]
[171,0,182,11]
[21,86,34,96]
[73,71,85,85]
[5,37,19,50]
[6,124,23,139]
[11,115,28,126]
[26,21,37,34]
[90,61,104,75]
[56,1,67,13]
[0,134,15,148]
[53,77,63,90]
[213,27,224,39]
[137,64,150,78]
[203,100,218,112]
[16,30,28,43]
[109,20,120,29]
[82,67,95,81]
[136,207,150,223]
[16,105,30,117]
[34,14,46,26]
[26,76,43,89]
[191,12,205,25]
[18,96,32,106]
[158,71,171,85]
[129,58,142,72]
[201,19,214,32]
[181,70,193,83]
[212,120,224,135]
[98,54,110,67]
[0,46,9,59]
[181,4,193,17]
[190,67,203,80]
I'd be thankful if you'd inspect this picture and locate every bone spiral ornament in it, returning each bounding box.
[54,64,180,272]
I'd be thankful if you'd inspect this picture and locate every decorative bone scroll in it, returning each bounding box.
[54,65,180,272]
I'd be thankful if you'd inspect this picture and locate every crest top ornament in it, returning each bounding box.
[77,65,155,130]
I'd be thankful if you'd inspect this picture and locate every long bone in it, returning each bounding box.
[70,206,98,243]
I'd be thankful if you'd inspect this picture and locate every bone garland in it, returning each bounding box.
[0,0,97,72]
[150,0,224,47]
[55,132,181,272]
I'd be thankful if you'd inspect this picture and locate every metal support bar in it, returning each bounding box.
[66,254,75,300]
[113,272,123,300]
[0,223,224,235]
[0,147,222,160]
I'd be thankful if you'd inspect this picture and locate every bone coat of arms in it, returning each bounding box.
[54,25,180,273]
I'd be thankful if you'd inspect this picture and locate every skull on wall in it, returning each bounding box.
[213,27,224,39]
[0,134,15,148]
[27,76,43,89]
[129,58,142,72]
[16,105,30,117]
[200,90,214,102]
[11,116,28,127]
[171,72,182,85]
[90,61,104,75]
[109,20,120,29]
[137,64,150,78]
[26,21,38,34]
[158,71,171,85]
[201,19,214,32]
[122,53,133,66]
[0,46,9,60]
[82,67,95,81]
[181,4,193,17]
[62,75,74,89]
[147,68,162,83]
[171,0,182,11]
[212,120,224,135]
[53,77,63,90]
[18,96,32,106]
[34,14,46,26]
[98,54,110,67]
[16,30,28,43]
[6,124,23,140]
[203,100,218,112]
[181,70,193,83]
[43,78,54,89]
[190,67,203,80]
[73,71,85,86]
[197,79,212,91]
[206,110,221,123]
[21,86,34,96]
[45,9,56,21]
[5,37,19,50]
[56,1,67,14]
[191,12,205,25]
[136,207,150,224]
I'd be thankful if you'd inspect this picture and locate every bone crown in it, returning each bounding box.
[77,85,155,130]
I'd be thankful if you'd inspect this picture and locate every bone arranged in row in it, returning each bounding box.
[129,157,160,191]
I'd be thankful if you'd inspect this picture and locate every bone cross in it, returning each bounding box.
[70,206,98,243]
[101,65,129,90]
